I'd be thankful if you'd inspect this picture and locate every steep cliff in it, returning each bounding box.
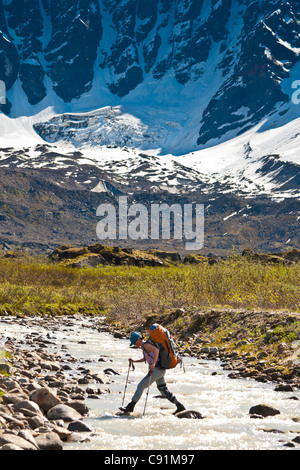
[1,0,299,147]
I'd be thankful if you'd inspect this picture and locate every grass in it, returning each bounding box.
[0,253,299,321]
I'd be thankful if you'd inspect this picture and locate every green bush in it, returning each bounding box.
[0,255,299,321]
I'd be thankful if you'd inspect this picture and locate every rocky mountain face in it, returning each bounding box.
[1,0,300,145]
[0,0,300,254]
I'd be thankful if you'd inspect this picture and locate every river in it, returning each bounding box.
[1,316,299,450]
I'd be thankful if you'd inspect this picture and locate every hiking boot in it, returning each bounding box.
[173,403,186,415]
[119,401,136,413]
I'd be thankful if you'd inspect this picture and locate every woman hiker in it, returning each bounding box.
[119,331,186,414]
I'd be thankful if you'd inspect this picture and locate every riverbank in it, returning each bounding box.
[0,316,112,450]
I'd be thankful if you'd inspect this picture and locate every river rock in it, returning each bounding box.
[175,410,205,419]
[200,346,218,356]
[92,373,110,384]
[47,404,82,422]
[30,387,61,413]
[26,414,47,430]
[104,368,120,375]
[0,377,22,393]
[1,443,24,450]
[13,400,42,415]
[0,433,38,450]
[42,360,61,372]
[274,384,294,392]
[2,393,29,405]
[51,425,73,442]
[67,420,93,432]
[18,430,39,448]
[249,404,280,417]
[0,411,26,428]
[0,363,13,374]
[67,400,89,416]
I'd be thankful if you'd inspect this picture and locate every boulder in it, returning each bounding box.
[30,387,61,413]
[183,254,208,264]
[13,400,41,415]
[47,404,82,422]
[91,373,110,384]
[147,249,181,262]
[0,411,25,428]
[51,246,89,260]
[26,414,46,430]
[42,360,61,371]
[1,444,24,450]
[67,400,89,416]
[35,432,64,451]
[175,410,205,419]
[71,254,107,268]
[2,393,29,405]
[249,404,280,417]
[67,420,92,432]
[274,384,294,392]
[0,433,38,451]
[51,425,73,442]
[0,377,22,392]
[18,430,39,449]
[0,363,13,374]
[200,346,218,355]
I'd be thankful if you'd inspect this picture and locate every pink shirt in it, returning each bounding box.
[142,343,155,366]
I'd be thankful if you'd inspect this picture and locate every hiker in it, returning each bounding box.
[119,331,185,414]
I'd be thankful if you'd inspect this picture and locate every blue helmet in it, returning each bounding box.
[130,331,141,346]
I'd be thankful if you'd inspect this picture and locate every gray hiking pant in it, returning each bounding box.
[131,367,180,405]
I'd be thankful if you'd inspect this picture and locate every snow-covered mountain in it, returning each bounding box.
[0,0,300,253]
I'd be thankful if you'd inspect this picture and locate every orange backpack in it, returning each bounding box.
[148,323,179,369]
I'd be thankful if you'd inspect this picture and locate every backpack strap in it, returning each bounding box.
[143,339,159,350]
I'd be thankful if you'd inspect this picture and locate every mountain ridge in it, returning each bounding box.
[0,0,300,254]
[1,0,300,148]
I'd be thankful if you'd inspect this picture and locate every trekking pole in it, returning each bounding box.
[179,355,186,373]
[122,361,134,407]
[142,371,152,417]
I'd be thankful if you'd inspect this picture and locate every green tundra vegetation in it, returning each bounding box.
[0,247,299,320]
